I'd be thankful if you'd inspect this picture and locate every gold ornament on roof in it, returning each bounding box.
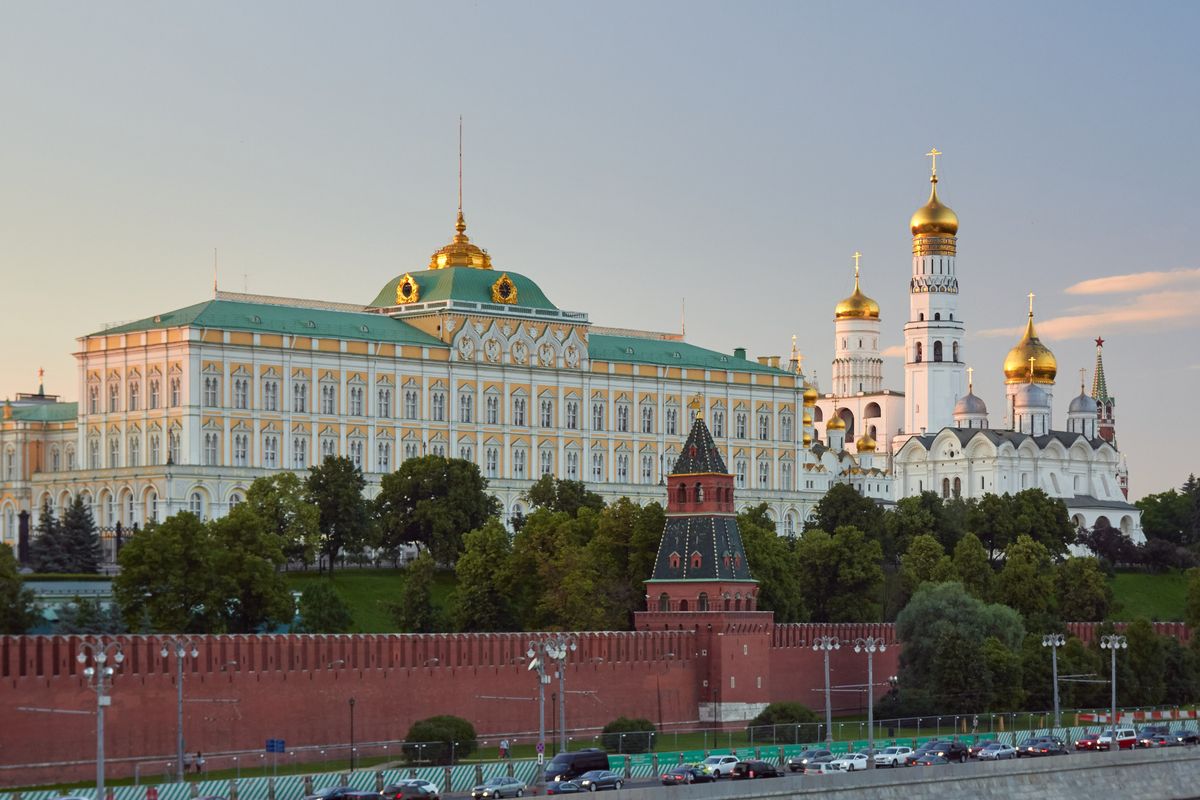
[1003,292,1058,385]
[911,148,958,256]
[802,431,813,447]
[491,273,518,304]
[429,211,493,270]
[835,252,881,320]
[826,413,846,431]
[802,384,818,407]
[395,273,420,305]
[688,394,705,419]
[855,429,877,453]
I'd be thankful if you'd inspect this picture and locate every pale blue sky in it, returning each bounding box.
[1,1,1196,497]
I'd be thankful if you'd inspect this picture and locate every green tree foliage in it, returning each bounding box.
[391,551,439,633]
[1162,636,1200,705]
[584,499,665,629]
[245,472,321,565]
[373,455,501,565]
[808,483,884,539]
[1055,557,1113,621]
[58,495,102,574]
[1122,618,1167,706]
[600,717,656,754]
[893,582,1025,714]
[900,534,955,597]
[306,456,370,572]
[296,581,354,633]
[29,502,71,573]
[0,545,38,634]
[952,533,993,600]
[995,535,1056,622]
[1186,568,1200,629]
[967,494,1016,565]
[403,715,477,763]
[523,475,605,518]
[55,595,126,635]
[746,702,818,743]
[1059,636,1106,709]
[739,505,807,622]
[451,520,517,631]
[1137,487,1196,546]
[1008,489,1077,558]
[794,526,883,622]
[209,505,293,633]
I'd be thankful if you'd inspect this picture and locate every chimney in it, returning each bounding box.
[769,356,781,368]
[756,356,770,366]
[733,347,747,360]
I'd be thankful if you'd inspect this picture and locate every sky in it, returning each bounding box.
[0,1,1197,499]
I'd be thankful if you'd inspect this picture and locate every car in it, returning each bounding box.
[967,740,997,758]
[873,746,913,768]
[730,760,782,779]
[701,755,739,777]
[545,782,582,795]
[343,793,382,800]
[829,753,869,772]
[660,766,715,785]
[305,788,353,800]
[1030,737,1069,756]
[382,784,440,800]
[1138,727,1175,748]
[1174,728,1200,745]
[911,754,951,767]
[917,740,968,763]
[803,755,836,773]
[469,777,526,799]
[545,750,610,783]
[1097,728,1138,751]
[1074,733,1101,751]
[787,749,831,772]
[576,770,624,792]
[976,743,1017,760]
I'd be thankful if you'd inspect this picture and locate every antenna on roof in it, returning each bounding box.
[213,248,219,297]
[458,115,464,214]
[681,297,686,338]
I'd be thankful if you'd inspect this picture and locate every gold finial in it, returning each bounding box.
[1080,367,1087,393]
[853,251,862,277]
[688,394,704,419]
[926,147,942,180]
[1028,291,1036,316]
[1028,356,1036,383]
[458,115,463,214]
[967,366,974,392]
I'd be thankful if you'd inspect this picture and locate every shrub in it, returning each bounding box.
[746,701,819,743]
[403,715,477,764]
[600,717,656,754]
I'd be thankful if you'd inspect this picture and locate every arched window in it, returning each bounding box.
[679,599,689,612]
[915,342,923,363]
[934,312,941,321]
[677,484,688,504]
[942,477,951,498]
[698,592,709,612]
[952,341,959,362]
[695,483,704,502]
[658,593,670,612]
[953,477,961,498]
[690,552,702,570]
[933,341,943,362]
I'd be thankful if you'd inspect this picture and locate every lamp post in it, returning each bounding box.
[349,697,356,771]
[160,635,202,782]
[1041,634,1066,730]
[1100,634,1128,741]
[853,636,886,765]
[529,633,578,753]
[77,637,125,800]
[811,636,840,746]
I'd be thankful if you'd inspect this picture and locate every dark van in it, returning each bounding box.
[544,750,610,782]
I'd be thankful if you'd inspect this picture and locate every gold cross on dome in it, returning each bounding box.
[967,365,974,389]
[1028,356,1037,381]
[1028,291,1036,314]
[925,148,942,176]
[1080,367,1087,391]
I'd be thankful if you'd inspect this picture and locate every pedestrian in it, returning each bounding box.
[194,751,205,774]
[500,739,509,759]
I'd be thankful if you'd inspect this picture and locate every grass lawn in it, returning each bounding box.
[286,568,459,632]
[1107,569,1189,621]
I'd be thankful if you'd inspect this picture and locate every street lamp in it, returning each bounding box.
[349,697,357,771]
[77,637,125,800]
[160,636,202,782]
[529,633,579,753]
[1041,634,1066,730]
[853,636,887,765]
[1100,634,1128,741]
[811,636,840,746]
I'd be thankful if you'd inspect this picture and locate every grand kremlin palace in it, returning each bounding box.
[0,157,1140,549]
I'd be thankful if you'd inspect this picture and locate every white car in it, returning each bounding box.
[873,746,912,767]
[829,752,870,772]
[701,755,739,777]
[807,762,842,775]
[977,743,1017,761]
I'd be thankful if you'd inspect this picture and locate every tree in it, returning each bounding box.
[306,456,370,572]
[967,493,1016,565]
[586,499,666,629]
[209,505,293,633]
[29,502,71,573]
[1009,489,1076,558]
[57,496,102,574]
[113,513,227,632]
[451,520,516,631]
[808,484,884,539]
[1122,618,1167,706]
[600,717,656,754]
[746,702,818,743]
[55,595,126,635]
[0,545,37,634]
[245,473,321,566]
[1075,518,1137,565]
[1055,557,1113,621]
[952,533,993,600]
[296,582,354,633]
[391,551,438,633]
[794,526,883,622]
[373,455,500,566]
[1186,568,1200,629]
[739,505,807,622]
[403,715,477,763]
[900,534,955,597]
[995,535,1056,623]
[1136,488,1194,546]
[523,475,605,518]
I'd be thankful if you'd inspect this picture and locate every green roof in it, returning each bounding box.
[589,334,791,375]
[369,268,558,310]
[93,299,445,347]
[10,402,78,422]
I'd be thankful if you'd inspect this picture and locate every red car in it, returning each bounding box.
[1074,734,1100,751]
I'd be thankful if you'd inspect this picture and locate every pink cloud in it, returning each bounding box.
[978,289,1200,340]
[881,344,905,358]
[1066,267,1200,295]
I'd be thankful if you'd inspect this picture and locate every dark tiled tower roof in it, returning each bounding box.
[671,416,728,475]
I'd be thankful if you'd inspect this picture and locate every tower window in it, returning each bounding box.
[934,341,943,362]
[919,313,925,321]
[953,341,959,362]
[934,313,941,321]
[915,342,923,363]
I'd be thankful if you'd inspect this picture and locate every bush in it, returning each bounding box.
[403,715,477,764]
[746,701,819,743]
[600,717,656,754]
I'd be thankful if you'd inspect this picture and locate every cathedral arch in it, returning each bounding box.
[813,406,824,423]
[1120,515,1133,535]
[864,402,881,420]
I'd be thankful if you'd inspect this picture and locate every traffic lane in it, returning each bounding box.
[441,773,804,799]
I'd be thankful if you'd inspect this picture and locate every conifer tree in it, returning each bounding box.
[58,496,102,573]
[29,501,70,573]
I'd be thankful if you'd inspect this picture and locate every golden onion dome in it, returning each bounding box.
[834,265,880,320]
[855,430,877,453]
[802,385,819,406]
[802,431,813,446]
[802,412,813,426]
[910,175,959,237]
[429,211,493,270]
[826,414,846,431]
[1003,310,1057,385]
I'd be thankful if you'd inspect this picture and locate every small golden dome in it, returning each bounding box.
[826,414,846,431]
[802,385,818,407]
[834,270,881,320]
[910,176,959,237]
[855,430,877,453]
[802,412,813,426]
[1004,311,1057,385]
[802,431,813,446]
[429,211,493,270]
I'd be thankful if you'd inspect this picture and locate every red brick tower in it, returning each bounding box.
[635,413,774,723]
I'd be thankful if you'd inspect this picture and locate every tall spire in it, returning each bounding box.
[1091,337,1110,402]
